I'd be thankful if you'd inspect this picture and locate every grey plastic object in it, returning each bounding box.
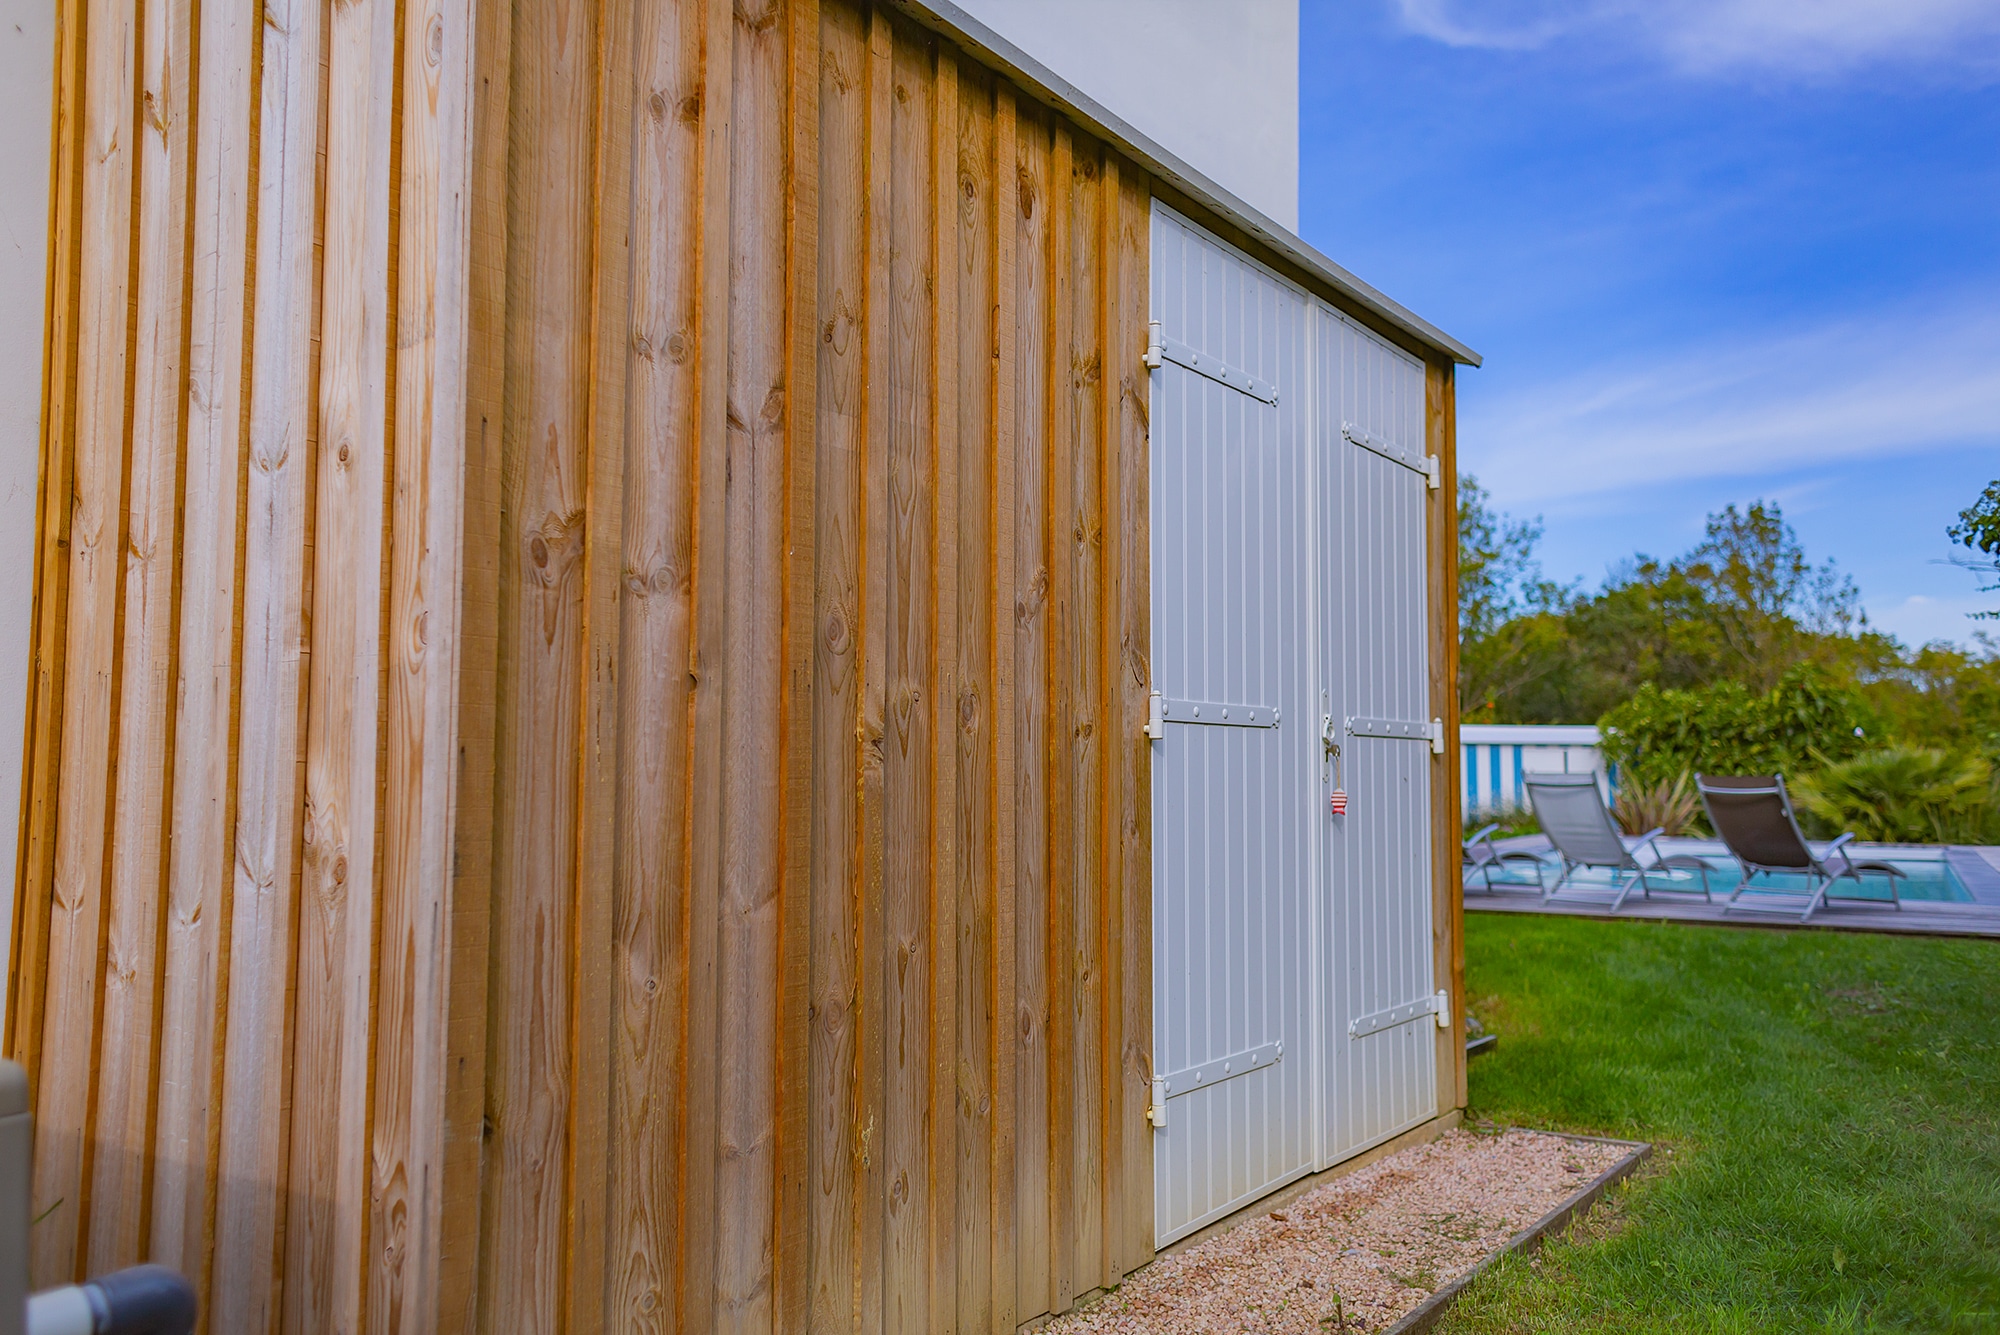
[4,1061,29,1335]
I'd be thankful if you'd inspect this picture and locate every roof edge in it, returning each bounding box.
[883,0,1483,368]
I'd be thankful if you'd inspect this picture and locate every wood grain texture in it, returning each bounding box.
[565,0,637,1316]
[856,13,893,1334]
[1043,118,1077,1316]
[678,0,735,1325]
[775,5,823,1330]
[950,62,996,1335]
[88,0,195,1276]
[33,0,141,1281]
[416,0,513,1319]
[1009,99,1052,1325]
[12,2,1179,1327]
[284,0,398,1320]
[480,0,596,1319]
[604,0,701,1326]
[927,42,961,1335]
[7,0,86,1093]
[714,1,788,1327]
[150,0,255,1308]
[367,0,502,1318]
[989,81,1020,1335]
[882,25,935,1333]
[1061,133,1105,1302]
[206,0,327,1319]
[1426,360,1466,1115]
[1110,165,1154,1281]
[808,7,868,1328]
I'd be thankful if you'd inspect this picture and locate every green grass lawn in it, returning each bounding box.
[1441,915,2000,1334]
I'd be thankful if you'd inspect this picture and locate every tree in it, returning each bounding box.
[1675,502,1862,689]
[1948,481,2000,619]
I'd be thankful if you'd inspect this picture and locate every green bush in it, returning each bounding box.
[1598,663,1868,789]
[1790,746,1998,843]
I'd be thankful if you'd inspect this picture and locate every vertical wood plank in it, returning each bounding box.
[88,0,195,1275]
[1093,149,1122,1289]
[1061,132,1104,1301]
[775,3,822,1329]
[714,0,789,1327]
[882,24,936,1333]
[856,13,893,1333]
[677,0,734,1324]
[207,0,328,1318]
[32,0,141,1282]
[1043,119,1076,1316]
[1426,359,1465,1115]
[403,0,515,1316]
[283,0,398,1319]
[989,81,1019,1335]
[927,40,960,1335]
[566,0,637,1318]
[949,62,994,1335]
[151,0,255,1303]
[606,0,701,1324]
[808,5,867,1327]
[479,0,595,1318]
[1008,101,1051,1326]
[6,0,86,1092]
[1110,163,1154,1280]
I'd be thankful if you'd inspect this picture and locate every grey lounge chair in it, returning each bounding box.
[1462,823,1546,894]
[1524,772,1716,912]
[1695,774,1906,922]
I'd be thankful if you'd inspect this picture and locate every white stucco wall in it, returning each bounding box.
[2,11,53,982]
[953,0,1299,230]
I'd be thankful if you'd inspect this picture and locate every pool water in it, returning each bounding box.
[1478,848,1972,904]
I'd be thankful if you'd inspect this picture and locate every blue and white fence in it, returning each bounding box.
[1461,724,1612,819]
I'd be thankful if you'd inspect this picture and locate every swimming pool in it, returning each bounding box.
[1475,840,1973,904]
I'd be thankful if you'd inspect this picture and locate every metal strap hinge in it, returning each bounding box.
[1144,689,1164,740]
[1143,319,1164,370]
[1350,991,1451,1039]
[1148,1077,1168,1129]
[1348,716,1446,754]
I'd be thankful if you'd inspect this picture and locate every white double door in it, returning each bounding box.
[1149,203,1439,1246]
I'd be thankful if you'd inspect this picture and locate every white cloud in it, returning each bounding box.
[1465,297,2000,511]
[1392,0,2000,78]
[1868,592,1996,647]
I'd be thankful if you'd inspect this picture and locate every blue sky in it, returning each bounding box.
[1298,0,2000,647]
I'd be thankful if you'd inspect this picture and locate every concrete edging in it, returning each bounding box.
[1384,1132,1653,1335]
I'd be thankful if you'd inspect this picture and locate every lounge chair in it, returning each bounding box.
[1695,774,1906,922]
[1462,823,1546,894]
[1524,772,1717,912]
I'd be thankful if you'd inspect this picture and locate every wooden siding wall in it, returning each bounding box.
[8,0,1155,1329]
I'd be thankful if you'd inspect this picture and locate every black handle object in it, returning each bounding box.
[83,1267,195,1335]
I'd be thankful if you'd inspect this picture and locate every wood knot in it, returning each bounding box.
[649,90,669,123]
[678,94,702,124]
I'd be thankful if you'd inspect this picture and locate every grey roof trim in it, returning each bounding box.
[882,0,1483,368]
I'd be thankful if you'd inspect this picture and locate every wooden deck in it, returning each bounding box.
[1465,837,2000,940]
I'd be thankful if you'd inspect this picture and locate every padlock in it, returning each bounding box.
[1330,788,1347,816]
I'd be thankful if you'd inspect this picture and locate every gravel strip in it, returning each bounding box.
[1046,1129,1630,1333]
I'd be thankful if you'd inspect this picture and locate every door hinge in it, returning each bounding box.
[1144,689,1165,740]
[1435,990,1451,1029]
[1431,717,1445,756]
[1143,319,1164,370]
[1148,1077,1168,1129]
[1424,454,1441,490]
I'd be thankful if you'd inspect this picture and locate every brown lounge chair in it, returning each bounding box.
[1695,774,1907,922]
[1524,772,1716,912]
